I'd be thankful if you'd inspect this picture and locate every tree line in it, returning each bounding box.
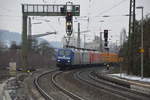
[0,39,56,69]
[119,17,150,77]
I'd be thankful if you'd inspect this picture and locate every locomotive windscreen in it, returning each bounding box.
[58,49,71,57]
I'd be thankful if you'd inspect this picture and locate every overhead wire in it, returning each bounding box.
[0,6,22,19]
[96,0,128,17]
[0,14,21,17]
[0,14,22,22]
[45,21,57,32]
[0,14,21,22]
[0,6,18,14]
[56,17,66,33]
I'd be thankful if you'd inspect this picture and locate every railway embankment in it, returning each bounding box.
[94,68,150,95]
[0,73,31,100]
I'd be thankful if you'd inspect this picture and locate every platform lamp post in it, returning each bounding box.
[136,6,144,79]
[83,34,88,49]
[99,20,105,52]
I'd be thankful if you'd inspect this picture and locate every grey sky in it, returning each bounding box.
[0,0,150,43]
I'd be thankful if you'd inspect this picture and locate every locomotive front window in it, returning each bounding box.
[65,50,71,56]
[58,50,71,56]
[59,50,65,56]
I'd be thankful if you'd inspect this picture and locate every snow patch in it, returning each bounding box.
[109,73,150,83]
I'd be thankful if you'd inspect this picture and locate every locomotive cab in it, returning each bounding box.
[56,48,74,68]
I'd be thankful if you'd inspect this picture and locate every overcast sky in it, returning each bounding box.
[0,0,150,43]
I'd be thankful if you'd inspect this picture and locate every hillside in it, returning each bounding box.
[0,29,62,48]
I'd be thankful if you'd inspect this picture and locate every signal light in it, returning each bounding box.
[104,38,107,42]
[104,30,108,39]
[67,12,72,16]
[75,7,79,11]
[66,22,72,35]
[66,12,73,36]
[66,12,72,22]
[104,43,108,47]
[67,25,72,30]
[66,22,72,26]
[66,22,72,31]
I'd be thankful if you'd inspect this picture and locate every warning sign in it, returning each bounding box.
[139,48,144,53]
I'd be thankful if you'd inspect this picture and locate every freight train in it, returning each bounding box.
[56,48,120,70]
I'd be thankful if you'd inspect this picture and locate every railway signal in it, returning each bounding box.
[66,12,72,21]
[104,30,108,47]
[104,30,108,39]
[104,42,108,47]
[66,11,73,36]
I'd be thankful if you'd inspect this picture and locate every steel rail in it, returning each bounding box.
[90,72,150,96]
[51,71,84,100]
[34,69,84,100]
[34,70,56,100]
[89,72,150,99]
[75,70,150,100]
[74,70,128,99]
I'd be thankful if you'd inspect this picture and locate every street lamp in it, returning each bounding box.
[83,34,88,48]
[136,6,144,79]
[115,40,119,53]
[99,20,105,52]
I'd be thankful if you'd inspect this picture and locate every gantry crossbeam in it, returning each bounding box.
[22,4,80,16]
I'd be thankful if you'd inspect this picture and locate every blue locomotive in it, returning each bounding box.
[56,48,74,69]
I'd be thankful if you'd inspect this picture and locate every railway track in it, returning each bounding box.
[34,71,55,100]
[90,71,150,95]
[74,69,150,100]
[34,69,84,100]
[33,67,150,100]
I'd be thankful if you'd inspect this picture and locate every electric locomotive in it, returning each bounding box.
[56,48,74,68]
